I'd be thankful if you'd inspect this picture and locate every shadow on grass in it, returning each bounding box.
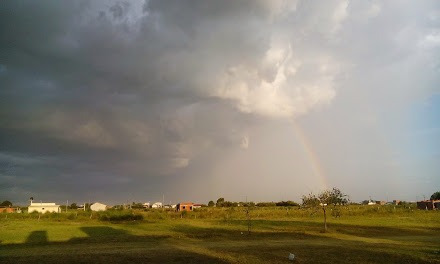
[227,219,440,239]
[170,223,438,264]
[171,223,315,241]
[0,226,228,264]
[1,223,439,264]
[25,231,48,244]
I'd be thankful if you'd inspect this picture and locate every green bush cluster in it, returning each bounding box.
[97,211,143,222]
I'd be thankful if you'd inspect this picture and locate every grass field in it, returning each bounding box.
[0,206,439,263]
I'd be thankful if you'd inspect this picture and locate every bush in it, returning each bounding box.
[98,211,143,222]
[276,201,299,207]
[256,202,276,207]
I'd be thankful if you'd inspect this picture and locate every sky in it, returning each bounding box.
[0,0,439,205]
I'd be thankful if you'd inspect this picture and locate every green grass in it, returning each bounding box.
[0,206,439,263]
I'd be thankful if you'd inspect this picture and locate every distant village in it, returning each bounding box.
[1,194,439,214]
[0,198,203,214]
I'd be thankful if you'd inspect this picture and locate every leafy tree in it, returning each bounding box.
[216,198,225,207]
[430,191,440,200]
[222,201,234,207]
[302,187,348,232]
[69,203,78,209]
[0,200,12,207]
[245,202,255,207]
[208,201,215,207]
[131,202,144,209]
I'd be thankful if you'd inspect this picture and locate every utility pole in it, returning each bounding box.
[66,200,68,213]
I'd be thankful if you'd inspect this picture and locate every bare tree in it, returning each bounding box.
[302,187,349,232]
[244,204,252,235]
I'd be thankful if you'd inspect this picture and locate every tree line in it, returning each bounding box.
[207,198,299,208]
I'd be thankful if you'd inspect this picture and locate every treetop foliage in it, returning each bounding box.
[302,187,349,207]
[0,200,12,207]
[431,191,440,200]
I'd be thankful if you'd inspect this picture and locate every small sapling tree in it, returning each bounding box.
[243,202,253,235]
[302,187,348,232]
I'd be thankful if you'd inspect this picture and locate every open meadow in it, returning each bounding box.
[1,206,439,264]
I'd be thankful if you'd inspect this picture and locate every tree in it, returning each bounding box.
[70,203,78,209]
[302,187,348,232]
[431,191,440,200]
[244,203,252,235]
[131,202,144,209]
[216,197,225,207]
[208,201,215,207]
[0,200,12,207]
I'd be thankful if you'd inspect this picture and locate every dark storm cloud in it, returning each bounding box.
[1,0,439,204]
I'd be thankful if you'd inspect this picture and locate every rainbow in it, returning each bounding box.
[290,119,328,190]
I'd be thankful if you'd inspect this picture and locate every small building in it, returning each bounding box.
[392,200,401,205]
[176,202,194,212]
[143,202,150,209]
[417,200,440,210]
[151,202,162,209]
[28,200,60,213]
[193,204,204,209]
[367,200,375,205]
[90,202,107,211]
[376,201,386,205]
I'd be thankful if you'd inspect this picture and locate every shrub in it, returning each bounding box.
[98,211,143,222]
[276,201,299,207]
[256,202,276,207]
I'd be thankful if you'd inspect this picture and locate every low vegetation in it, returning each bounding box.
[97,211,144,222]
[0,204,439,263]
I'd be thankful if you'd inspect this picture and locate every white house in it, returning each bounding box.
[90,202,107,211]
[28,200,60,213]
[151,202,162,208]
[143,202,150,209]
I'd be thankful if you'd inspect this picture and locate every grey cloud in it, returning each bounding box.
[0,0,439,203]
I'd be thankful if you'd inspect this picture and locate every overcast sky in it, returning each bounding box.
[1,0,439,205]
